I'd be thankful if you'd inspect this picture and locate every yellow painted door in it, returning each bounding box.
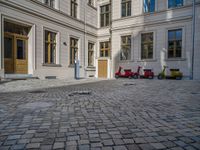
[14,37,28,74]
[98,60,107,78]
[4,34,14,73]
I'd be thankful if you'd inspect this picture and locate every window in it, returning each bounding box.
[45,30,56,64]
[70,38,78,65]
[143,0,155,13]
[168,0,183,8]
[88,43,94,66]
[100,42,110,57]
[121,0,131,17]
[44,0,55,8]
[71,0,78,18]
[120,35,131,60]
[100,4,111,27]
[88,0,94,6]
[141,32,153,59]
[168,29,182,58]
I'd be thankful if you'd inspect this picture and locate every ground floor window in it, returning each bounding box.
[45,30,56,64]
[88,43,94,66]
[121,35,131,60]
[100,41,110,57]
[70,38,78,65]
[168,29,182,58]
[141,32,153,59]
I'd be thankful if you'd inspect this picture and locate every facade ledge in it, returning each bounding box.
[42,64,62,67]
[165,58,187,61]
[68,65,82,68]
[137,59,157,62]
[88,3,97,10]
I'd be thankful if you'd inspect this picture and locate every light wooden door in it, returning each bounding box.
[15,37,28,74]
[4,35,14,73]
[98,60,107,78]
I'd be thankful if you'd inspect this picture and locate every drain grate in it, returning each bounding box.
[191,92,200,95]
[29,90,46,94]
[123,83,135,86]
[69,91,91,96]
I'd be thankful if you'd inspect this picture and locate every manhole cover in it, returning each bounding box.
[123,83,135,86]
[69,91,91,96]
[18,102,53,109]
[29,90,46,94]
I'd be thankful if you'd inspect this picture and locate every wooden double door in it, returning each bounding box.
[4,33,28,74]
[98,60,108,78]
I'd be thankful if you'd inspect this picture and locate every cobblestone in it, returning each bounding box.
[0,79,200,150]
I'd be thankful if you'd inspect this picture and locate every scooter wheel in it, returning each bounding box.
[115,75,119,79]
[157,75,163,80]
[133,75,138,79]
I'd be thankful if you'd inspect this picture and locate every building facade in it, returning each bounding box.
[0,0,200,79]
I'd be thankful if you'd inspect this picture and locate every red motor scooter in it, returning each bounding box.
[132,66,154,79]
[115,66,134,79]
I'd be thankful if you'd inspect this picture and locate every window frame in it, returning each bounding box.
[143,0,155,13]
[99,41,110,57]
[70,37,79,65]
[140,32,154,60]
[44,0,55,8]
[120,35,132,61]
[44,30,57,64]
[100,4,111,28]
[167,29,183,58]
[71,0,78,18]
[88,42,95,67]
[121,0,132,17]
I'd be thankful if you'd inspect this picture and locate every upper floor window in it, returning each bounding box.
[100,42,110,57]
[71,0,78,18]
[121,0,131,17]
[141,32,153,59]
[168,0,183,8]
[121,35,131,60]
[143,0,155,13]
[70,38,78,65]
[44,0,55,8]
[168,29,182,58]
[88,0,94,6]
[88,43,94,66]
[100,4,111,27]
[45,30,56,64]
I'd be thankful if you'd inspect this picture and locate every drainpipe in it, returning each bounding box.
[109,0,112,78]
[84,0,87,78]
[191,0,195,80]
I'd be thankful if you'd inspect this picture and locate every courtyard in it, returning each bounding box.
[0,79,200,150]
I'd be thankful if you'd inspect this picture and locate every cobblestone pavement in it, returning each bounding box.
[0,78,102,93]
[0,79,200,150]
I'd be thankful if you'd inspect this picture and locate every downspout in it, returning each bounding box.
[109,0,112,78]
[84,0,87,78]
[191,0,195,80]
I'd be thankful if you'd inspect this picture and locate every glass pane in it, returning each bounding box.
[122,3,126,17]
[100,51,104,57]
[121,37,126,44]
[45,31,49,41]
[17,39,26,59]
[168,0,174,8]
[168,31,175,41]
[100,14,104,27]
[105,50,108,57]
[50,44,56,63]
[176,29,182,40]
[106,13,110,26]
[51,33,56,43]
[127,2,131,16]
[4,37,12,58]
[150,0,155,12]
[45,43,48,63]
[176,0,183,6]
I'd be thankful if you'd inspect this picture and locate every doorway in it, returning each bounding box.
[4,21,29,74]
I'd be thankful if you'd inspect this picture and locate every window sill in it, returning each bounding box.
[137,59,157,62]
[119,59,133,63]
[42,64,62,67]
[68,65,82,68]
[86,66,96,71]
[165,58,186,61]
